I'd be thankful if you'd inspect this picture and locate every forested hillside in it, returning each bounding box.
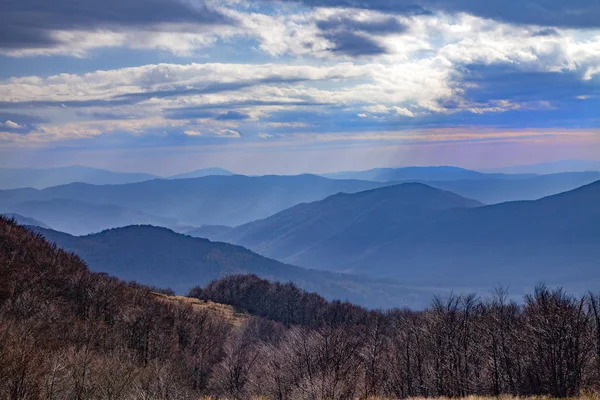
[2,216,600,399]
[33,224,437,309]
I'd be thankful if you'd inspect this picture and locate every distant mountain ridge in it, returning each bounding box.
[322,165,535,182]
[0,166,157,189]
[193,183,482,261]
[0,174,389,229]
[3,198,176,235]
[167,167,233,179]
[0,165,235,189]
[31,224,439,309]
[482,160,600,174]
[1,213,50,229]
[197,180,600,296]
[419,171,600,204]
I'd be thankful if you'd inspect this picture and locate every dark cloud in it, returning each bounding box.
[277,0,600,28]
[532,28,560,37]
[316,16,407,34]
[321,31,389,56]
[316,15,406,56]
[216,111,251,120]
[0,0,234,50]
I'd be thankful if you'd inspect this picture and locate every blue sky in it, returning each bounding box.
[1,0,599,174]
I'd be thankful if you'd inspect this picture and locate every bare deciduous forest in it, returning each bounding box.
[1,216,600,400]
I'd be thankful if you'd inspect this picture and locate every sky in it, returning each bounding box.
[1,0,600,175]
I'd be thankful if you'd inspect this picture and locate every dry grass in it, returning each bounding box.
[150,293,248,326]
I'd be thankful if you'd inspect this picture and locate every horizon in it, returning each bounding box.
[2,158,600,177]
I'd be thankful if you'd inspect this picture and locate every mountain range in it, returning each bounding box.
[322,166,536,182]
[32,224,438,309]
[0,166,157,189]
[0,175,387,229]
[419,171,600,204]
[2,169,599,235]
[4,199,177,235]
[0,165,235,190]
[482,160,600,174]
[1,213,50,228]
[194,180,600,295]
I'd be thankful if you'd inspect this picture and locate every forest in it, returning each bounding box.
[1,215,599,400]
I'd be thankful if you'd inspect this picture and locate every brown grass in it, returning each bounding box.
[150,292,248,326]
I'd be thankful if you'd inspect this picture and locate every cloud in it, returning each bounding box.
[1,15,600,146]
[216,111,251,120]
[183,129,203,136]
[316,15,407,35]
[320,31,389,57]
[275,0,600,28]
[217,129,242,138]
[315,13,407,56]
[0,0,234,54]
[2,120,22,129]
[258,133,275,139]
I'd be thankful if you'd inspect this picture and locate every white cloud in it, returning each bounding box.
[2,6,600,146]
[393,107,416,117]
[2,120,22,129]
[258,132,275,139]
[217,129,242,138]
[184,130,203,136]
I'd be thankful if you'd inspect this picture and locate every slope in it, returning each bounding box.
[422,171,600,204]
[0,174,388,226]
[34,224,438,309]
[203,181,600,296]
[194,183,482,262]
[295,180,600,291]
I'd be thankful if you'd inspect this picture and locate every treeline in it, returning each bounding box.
[192,275,599,399]
[1,215,599,399]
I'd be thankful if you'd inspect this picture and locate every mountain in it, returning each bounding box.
[0,166,157,189]
[187,224,233,238]
[1,213,50,228]
[322,166,534,182]
[422,171,600,204]
[0,215,254,399]
[0,174,389,227]
[168,167,233,179]
[33,224,438,308]
[196,182,482,262]
[483,160,600,174]
[1,198,177,235]
[204,181,600,295]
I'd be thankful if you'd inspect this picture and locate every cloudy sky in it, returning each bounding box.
[1,0,599,174]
